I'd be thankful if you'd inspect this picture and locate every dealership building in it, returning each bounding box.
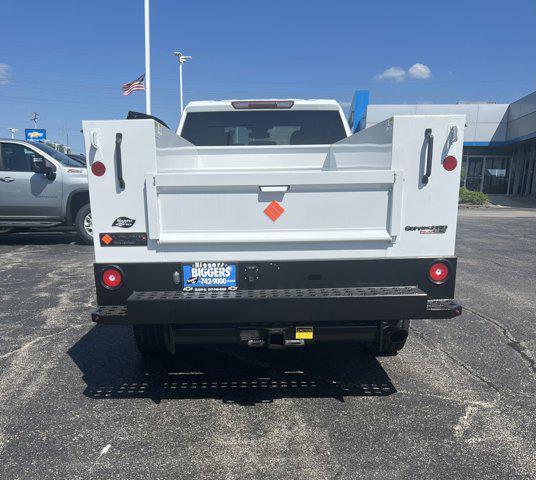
[349,90,536,196]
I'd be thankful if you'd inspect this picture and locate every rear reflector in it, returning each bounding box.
[428,262,449,283]
[442,156,457,171]
[231,101,294,110]
[91,161,106,176]
[101,267,123,289]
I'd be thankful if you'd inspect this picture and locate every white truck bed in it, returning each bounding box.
[83,114,464,263]
[83,100,464,354]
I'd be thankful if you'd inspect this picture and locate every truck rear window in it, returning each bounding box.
[180,110,347,146]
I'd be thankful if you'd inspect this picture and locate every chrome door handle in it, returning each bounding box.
[0,177,14,182]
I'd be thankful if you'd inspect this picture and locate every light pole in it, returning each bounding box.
[7,128,18,139]
[173,52,192,116]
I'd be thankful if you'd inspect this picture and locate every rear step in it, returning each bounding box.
[126,286,426,324]
[91,287,461,326]
[92,297,461,325]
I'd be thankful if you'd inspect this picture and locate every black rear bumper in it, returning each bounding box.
[92,286,462,325]
[92,258,462,343]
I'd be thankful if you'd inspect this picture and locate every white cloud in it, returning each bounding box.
[408,63,432,80]
[375,66,406,83]
[374,63,433,83]
[0,63,11,85]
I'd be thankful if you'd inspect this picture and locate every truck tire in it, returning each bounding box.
[133,325,175,356]
[75,203,93,245]
[371,320,411,356]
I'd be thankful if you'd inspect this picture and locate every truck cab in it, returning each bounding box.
[0,139,92,243]
[84,99,464,356]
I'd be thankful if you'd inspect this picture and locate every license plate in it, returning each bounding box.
[182,262,237,292]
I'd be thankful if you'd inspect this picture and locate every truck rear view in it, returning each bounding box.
[83,99,464,356]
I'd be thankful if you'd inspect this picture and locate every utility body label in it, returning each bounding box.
[99,232,147,246]
[182,262,237,292]
[112,217,136,228]
[405,225,448,234]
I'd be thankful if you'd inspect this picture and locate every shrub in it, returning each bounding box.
[459,187,489,205]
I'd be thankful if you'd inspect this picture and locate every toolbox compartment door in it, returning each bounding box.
[145,168,403,244]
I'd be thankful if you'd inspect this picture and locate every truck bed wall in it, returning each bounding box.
[83,115,465,264]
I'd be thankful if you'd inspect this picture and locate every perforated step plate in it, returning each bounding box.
[125,286,429,325]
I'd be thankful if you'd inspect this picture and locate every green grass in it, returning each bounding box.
[459,187,489,205]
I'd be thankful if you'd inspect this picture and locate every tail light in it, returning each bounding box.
[428,261,449,284]
[101,267,123,289]
[442,156,457,171]
[231,101,294,109]
[91,161,106,176]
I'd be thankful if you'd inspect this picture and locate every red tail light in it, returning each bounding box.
[91,161,106,176]
[428,262,449,284]
[442,156,457,171]
[101,267,123,289]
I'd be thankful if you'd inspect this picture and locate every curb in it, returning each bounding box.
[458,203,496,209]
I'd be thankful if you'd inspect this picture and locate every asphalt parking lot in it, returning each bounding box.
[0,208,535,480]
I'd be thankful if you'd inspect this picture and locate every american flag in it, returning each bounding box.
[122,74,145,96]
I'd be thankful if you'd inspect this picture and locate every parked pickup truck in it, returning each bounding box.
[84,99,464,356]
[0,139,92,244]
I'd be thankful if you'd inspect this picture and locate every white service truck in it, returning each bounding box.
[83,99,464,356]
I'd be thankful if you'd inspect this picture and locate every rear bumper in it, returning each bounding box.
[92,258,462,345]
[92,286,462,326]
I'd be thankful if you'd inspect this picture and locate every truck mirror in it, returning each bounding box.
[31,156,56,180]
[31,156,47,174]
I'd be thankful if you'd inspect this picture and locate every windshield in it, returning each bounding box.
[181,110,347,146]
[33,143,80,166]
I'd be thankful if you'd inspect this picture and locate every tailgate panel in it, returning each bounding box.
[148,170,401,244]
[158,188,390,242]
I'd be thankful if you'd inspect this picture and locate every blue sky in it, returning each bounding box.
[0,0,534,152]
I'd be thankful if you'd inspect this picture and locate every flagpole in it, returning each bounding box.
[144,0,151,114]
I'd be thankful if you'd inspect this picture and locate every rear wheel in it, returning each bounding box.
[133,325,175,356]
[75,203,93,245]
[371,320,410,356]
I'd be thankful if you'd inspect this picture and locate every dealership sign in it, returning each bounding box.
[25,129,47,141]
